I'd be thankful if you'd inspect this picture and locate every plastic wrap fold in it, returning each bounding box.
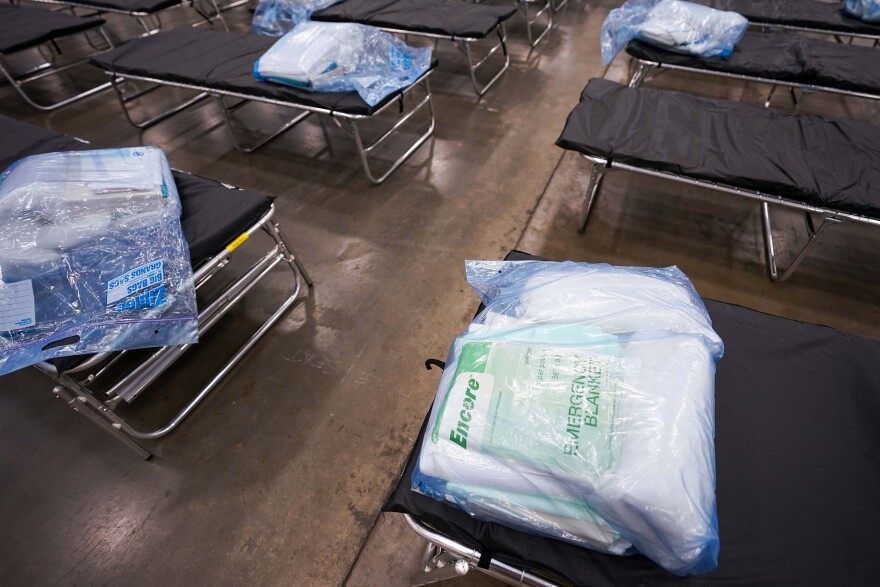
[252,0,342,36]
[253,21,432,106]
[412,260,723,575]
[844,0,880,22]
[0,147,198,375]
[601,0,748,65]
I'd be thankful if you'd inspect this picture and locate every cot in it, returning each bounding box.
[27,0,230,37]
[0,5,113,110]
[311,0,517,96]
[555,78,880,281]
[384,249,880,586]
[626,30,880,110]
[697,0,880,43]
[90,27,436,184]
[0,114,312,458]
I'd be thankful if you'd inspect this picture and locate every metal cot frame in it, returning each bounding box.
[384,25,510,97]
[28,0,229,36]
[576,153,880,282]
[404,515,564,587]
[628,57,880,112]
[34,199,313,459]
[475,0,552,48]
[0,20,114,111]
[750,22,880,46]
[103,66,436,184]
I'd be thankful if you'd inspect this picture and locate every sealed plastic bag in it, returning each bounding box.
[253,21,432,106]
[251,0,341,36]
[0,147,198,375]
[413,260,723,575]
[844,0,880,22]
[601,0,748,65]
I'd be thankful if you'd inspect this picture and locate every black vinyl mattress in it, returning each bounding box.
[556,78,880,219]
[313,0,517,39]
[384,253,880,586]
[0,5,105,54]
[697,0,880,36]
[90,28,435,116]
[65,0,182,13]
[627,31,880,96]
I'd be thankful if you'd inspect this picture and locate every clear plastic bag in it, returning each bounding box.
[601,0,748,65]
[844,0,880,22]
[0,148,198,376]
[251,0,341,36]
[413,260,723,575]
[253,22,432,106]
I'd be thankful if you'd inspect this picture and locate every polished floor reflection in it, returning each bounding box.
[1,2,878,586]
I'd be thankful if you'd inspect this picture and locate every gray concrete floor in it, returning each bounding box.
[1,2,878,586]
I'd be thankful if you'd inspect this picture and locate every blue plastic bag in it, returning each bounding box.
[844,0,880,22]
[254,22,432,107]
[601,0,748,65]
[0,148,198,375]
[413,260,722,575]
[251,0,341,36]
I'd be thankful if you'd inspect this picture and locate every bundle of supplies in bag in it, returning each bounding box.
[253,21,432,107]
[844,0,880,22]
[251,0,341,36]
[601,0,748,65]
[412,260,723,575]
[0,147,198,375]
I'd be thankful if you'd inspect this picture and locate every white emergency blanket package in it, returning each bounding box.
[0,147,198,375]
[600,0,748,65]
[412,260,723,575]
[253,21,432,106]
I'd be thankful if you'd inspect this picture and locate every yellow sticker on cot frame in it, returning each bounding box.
[225,233,249,252]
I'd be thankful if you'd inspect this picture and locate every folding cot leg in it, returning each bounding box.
[550,0,568,11]
[457,25,510,97]
[764,84,777,108]
[761,203,841,282]
[346,79,436,184]
[410,543,470,586]
[265,219,314,288]
[215,95,312,153]
[111,76,210,129]
[628,61,653,88]
[579,159,607,232]
[190,0,230,32]
[520,0,553,48]
[0,28,115,111]
[48,380,152,459]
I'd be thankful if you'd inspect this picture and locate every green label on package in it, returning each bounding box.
[433,341,621,476]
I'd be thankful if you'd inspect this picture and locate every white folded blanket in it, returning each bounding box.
[414,261,722,576]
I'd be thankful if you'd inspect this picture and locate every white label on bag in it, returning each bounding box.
[0,280,36,332]
[107,259,164,305]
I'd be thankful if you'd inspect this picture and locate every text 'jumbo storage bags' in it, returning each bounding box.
[0,147,198,375]
[601,0,748,65]
[412,260,723,576]
[845,0,880,22]
[253,21,432,106]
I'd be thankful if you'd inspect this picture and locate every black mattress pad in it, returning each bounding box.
[0,115,275,372]
[384,251,880,586]
[0,5,105,54]
[313,0,517,39]
[627,31,880,96]
[90,28,436,117]
[556,78,880,219]
[59,0,183,14]
[698,0,880,36]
